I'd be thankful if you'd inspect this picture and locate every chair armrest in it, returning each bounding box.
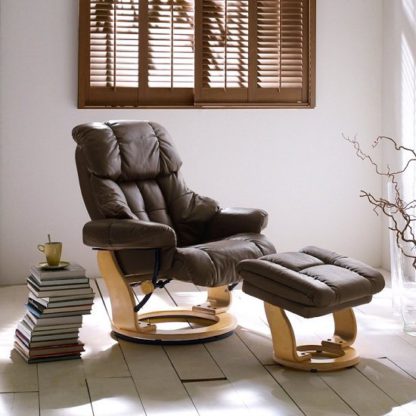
[83,219,177,250]
[205,208,268,240]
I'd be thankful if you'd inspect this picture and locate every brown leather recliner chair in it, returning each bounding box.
[72,120,275,343]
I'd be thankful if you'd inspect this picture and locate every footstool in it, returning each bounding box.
[237,246,385,372]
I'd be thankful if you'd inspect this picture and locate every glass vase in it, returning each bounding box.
[388,181,416,334]
[397,249,416,335]
[387,182,401,315]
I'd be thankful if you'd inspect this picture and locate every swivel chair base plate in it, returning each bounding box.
[111,308,237,344]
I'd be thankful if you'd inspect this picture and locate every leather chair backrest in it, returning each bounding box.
[72,121,219,247]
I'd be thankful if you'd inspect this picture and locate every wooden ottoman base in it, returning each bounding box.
[265,303,360,372]
[238,246,385,372]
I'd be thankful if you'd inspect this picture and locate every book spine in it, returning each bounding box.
[28,286,94,298]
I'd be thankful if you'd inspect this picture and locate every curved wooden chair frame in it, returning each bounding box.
[264,302,360,372]
[97,250,237,344]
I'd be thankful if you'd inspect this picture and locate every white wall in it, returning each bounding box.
[381,0,416,270]
[0,0,383,285]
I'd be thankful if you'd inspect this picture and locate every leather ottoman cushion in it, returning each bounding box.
[238,246,385,318]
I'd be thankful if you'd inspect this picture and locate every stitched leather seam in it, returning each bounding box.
[148,121,162,172]
[241,269,322,306]
[147,122,179,229]
[249,238,267,256]
[198,248,219,284]
[173,251,196,283]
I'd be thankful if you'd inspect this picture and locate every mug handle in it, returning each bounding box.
[37,244,45,253]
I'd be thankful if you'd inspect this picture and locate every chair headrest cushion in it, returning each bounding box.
[72,120,182,181]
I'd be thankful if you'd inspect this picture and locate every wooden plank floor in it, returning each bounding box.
[1,277,416,416]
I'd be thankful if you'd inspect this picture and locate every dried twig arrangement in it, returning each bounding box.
[344,134,416,268]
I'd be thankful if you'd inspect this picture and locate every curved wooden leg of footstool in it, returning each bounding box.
[264,303,360,372]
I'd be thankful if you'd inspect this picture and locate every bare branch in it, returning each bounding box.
[345,134,416,267]
[343,134,416,176]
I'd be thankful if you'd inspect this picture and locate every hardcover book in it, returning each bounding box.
[15,330,80,348]
[27,298,92,315]
[30,263,86,280]
[16,322,79,342]
[22,315,81,332]
[14,339,84,363]
[26,311,82,326]
[28,274,90,287]
[29,292,95,306]
[27,284,93,298]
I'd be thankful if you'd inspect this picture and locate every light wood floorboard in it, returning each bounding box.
[319,368,399,416]
[267,366,358,416]
[0,286,38,393]
[80,282,130,379]
[37,360,93,416]
[87,377,145,416]
[164,344,225,381]
[119,340,198,416]
[356,358,416,414]
[0,392,39,416]
[205,334,304,415]
[184,379,252,416]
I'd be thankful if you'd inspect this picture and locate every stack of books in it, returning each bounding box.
[14,263,94,363]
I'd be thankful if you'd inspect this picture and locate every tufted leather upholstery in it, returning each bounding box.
[73,120,276,286]
[238,246,385,318]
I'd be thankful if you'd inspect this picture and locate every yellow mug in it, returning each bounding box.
[37,242,62,266]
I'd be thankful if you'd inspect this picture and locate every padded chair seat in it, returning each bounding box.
[238,246,385,318]
[171,233,275,286]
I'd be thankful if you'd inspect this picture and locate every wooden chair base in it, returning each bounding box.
[264,302,360,372]
[97,250,237,344]
[112,308,237,344]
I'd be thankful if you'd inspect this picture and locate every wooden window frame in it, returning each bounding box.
[78,0,316,109]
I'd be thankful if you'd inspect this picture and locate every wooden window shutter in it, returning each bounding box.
[140,0,195,105]
[194,0,315,107]
[194,0,250,104]
[79,0,140,106]
[79,0,194,107]
[250,0,313,105]
[79,0,315,108]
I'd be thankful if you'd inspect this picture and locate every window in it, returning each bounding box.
[78,0,315,108]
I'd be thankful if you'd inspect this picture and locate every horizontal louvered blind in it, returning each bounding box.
[201,0,249,88]
[148,0,194,88]
[250,0,308,103]
[256,0,282,89]
[278,0,304,89]
[256,0,303,89]
[78,0,315,107]
[195,0,311,104]
[89,0,139,88]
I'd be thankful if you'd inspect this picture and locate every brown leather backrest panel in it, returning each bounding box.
[73,120,219,246]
